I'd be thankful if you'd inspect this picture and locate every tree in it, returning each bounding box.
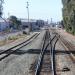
[9,16,21,29]
[16,20,21,29]
[0,0,4,17]
[9,16,17,29]
[62,0,75,35]
[60,20,64,28]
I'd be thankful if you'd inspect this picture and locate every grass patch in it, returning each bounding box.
[0,33,27,46]
[8,36,18,40]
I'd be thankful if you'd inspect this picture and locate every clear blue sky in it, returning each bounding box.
[3,0,63,22]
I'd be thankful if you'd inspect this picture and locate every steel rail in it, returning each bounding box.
[52,38,59,75]
[0,33,40,61]
[0,33,39,55]
[49,32,59,75]
[35,30,48,75]
[58,35,75,62]
[35,30,58,75]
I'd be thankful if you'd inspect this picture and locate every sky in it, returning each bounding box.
[3,0,63,22]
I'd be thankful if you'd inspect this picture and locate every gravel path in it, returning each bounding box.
[0,30,45,75]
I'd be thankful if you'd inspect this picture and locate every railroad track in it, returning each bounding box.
[39,29,75,75]
[0,33,40,61]
[51,31,75,75]
[50,29,75,74]
[57,34,75,62]
[53,32,75,75]
[30,29,75,75]
[59,35,75,50]
[30,30,59,75]
[51,29,75,61]
[35,30,50,75]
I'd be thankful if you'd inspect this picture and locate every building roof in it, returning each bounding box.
[0,18,36,23]
[20,18,36,22]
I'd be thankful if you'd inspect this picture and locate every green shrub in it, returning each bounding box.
[8,36,18,40]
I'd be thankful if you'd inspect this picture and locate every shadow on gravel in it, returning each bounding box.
[55,50,75,55]
[13,49,41,55]
[0,49,50,55]
[13,49,50,55]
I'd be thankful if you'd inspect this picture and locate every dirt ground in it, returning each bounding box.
[57,29,75,45]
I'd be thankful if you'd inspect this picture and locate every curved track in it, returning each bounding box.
[34,29,75,75]
[0,33,40,61]
[51,29,75,75]
[30,30,59,75]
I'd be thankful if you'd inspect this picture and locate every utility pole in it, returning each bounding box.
[26,1,31,33]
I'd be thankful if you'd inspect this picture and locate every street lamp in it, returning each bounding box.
[26,2,29,23]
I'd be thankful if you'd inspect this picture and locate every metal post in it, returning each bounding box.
[26,1,30,33]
